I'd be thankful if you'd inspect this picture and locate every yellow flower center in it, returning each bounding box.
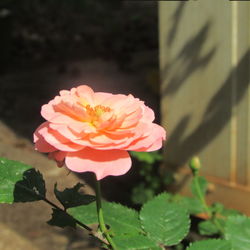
[85,104,111,124]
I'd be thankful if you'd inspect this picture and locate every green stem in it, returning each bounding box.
[193,176,224,235]
[95,178,117,250]
[212,218,225,235]
[193,176,211,217]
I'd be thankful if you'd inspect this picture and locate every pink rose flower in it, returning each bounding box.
[34,85,166,180]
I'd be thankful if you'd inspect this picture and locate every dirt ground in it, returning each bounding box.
[0,57,159,250]
[0,120,101,250]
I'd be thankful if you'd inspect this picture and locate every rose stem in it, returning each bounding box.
[95,178,117,250]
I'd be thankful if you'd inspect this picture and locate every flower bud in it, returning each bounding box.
[189,156,201,174]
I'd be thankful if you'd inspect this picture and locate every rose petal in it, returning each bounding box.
[34,84,166,180]
[65,148,132,180]
[76,85,95,106]
[38,122,85,151]
[33,122,56,152]
[143,106,155,122]
[143,137,164,152]
[48,151,67,167]
[125,124,166,151]
[93,92,113,105]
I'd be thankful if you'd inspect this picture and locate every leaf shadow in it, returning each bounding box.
[165,49,250,171]
[161,4,250,191]
[162,20,216,97]
[13,168,46,202]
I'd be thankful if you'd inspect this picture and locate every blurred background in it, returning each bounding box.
[1,0,250,249]
[0,0,159,137]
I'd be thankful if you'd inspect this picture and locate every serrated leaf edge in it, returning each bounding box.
[139,193,190,246]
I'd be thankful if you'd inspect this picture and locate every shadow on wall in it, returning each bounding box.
[165,50,250,169]
[162,20,216,97]
[161,2,250,170]
[167,2,186,48]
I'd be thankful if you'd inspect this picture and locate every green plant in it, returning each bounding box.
[130,151,174,205]
[1,157,250,249]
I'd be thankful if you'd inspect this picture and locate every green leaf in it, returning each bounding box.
[113,234,161,250]
[0,158,46,203]
[187,239,231,250]
[47,208,76,228]
[225,215,250,250]
[69,202,142,236]
[170,194,204,215]
[198,220,219,236]
[190,176,207,198]
[130,151,162,164]
[177,197,204,215]
[211,203,242,217]
[211,202,225,214]
[209,203,242,233]
[54,183,95,209]
[140,193,190,246]
[220,208,242,218]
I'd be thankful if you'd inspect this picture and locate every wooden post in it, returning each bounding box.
[159,1,250,214]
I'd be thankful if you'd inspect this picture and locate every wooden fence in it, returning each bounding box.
[159,1,250,214]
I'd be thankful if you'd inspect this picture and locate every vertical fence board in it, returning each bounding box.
[235,3,250,185]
